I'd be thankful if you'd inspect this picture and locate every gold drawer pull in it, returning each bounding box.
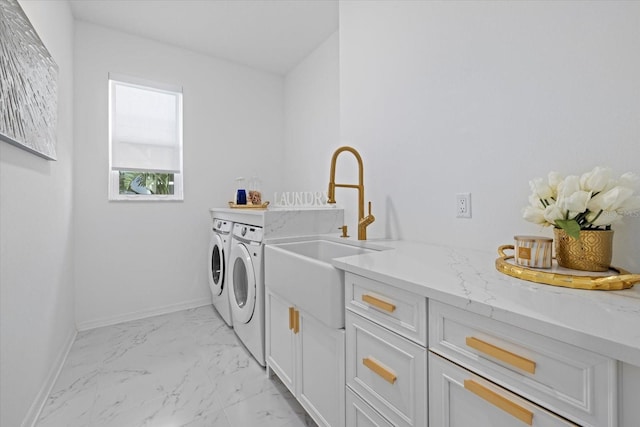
[466,337,536,374]
[293,309,300,334]
[363,357,397,384]
[288,306,295,330]
[362,294,396,313]
[464,379,533,425]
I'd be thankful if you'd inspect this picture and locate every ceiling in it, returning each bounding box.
[69,0,339,75]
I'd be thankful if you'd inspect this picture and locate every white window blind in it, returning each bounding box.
[109,74,183,173]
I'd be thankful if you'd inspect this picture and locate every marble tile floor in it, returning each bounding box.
[36,305,317,427]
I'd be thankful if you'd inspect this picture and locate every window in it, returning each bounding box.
[108,73,183,200]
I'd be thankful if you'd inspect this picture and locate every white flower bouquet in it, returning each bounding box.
[523,166,640,239]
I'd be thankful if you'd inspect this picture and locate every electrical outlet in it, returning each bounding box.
[456,193,472,218]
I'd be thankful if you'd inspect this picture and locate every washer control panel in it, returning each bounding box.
[213,219,233,233]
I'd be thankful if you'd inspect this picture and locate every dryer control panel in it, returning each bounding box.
[233,223,263,243]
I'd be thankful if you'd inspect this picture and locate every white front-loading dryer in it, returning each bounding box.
[208,218,234,327]
[228,223,265,366]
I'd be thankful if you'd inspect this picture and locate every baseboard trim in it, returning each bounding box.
[22,327,77,427]
[76,298,212,331]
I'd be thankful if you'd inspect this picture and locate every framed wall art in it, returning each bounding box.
[0,0,58,160]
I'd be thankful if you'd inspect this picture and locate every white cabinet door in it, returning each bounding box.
[266,291,295,393]
[298,312,345,427]
[429,352,578,427]
[266,288,345,427]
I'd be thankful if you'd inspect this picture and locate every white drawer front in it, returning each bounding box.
[429,352,578,427]
[346,272,427,346]
[346,387,394,427]
[346,311,427,427]
[429,300,616,427]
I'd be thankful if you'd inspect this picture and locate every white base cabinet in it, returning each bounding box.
[344,272,428,427]
[429,300,616,426]
[266,289,345,427]
[337,252,638,427]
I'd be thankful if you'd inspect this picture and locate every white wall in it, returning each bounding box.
[0,1,76,426]
[336,1,640,271]
[74,22,285,329]
[284,31,340,191]
[283,31,365,229]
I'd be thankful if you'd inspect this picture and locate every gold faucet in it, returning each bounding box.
[327,146,375,240]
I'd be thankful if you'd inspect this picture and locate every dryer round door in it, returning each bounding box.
[208,233,225,296]
[229,243,256,324]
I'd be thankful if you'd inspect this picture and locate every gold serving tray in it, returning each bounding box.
[228,201,270,209]
[495,245,639,290]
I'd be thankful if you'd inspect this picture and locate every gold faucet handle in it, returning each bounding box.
[339,225,349,238]
[367,201,375,222]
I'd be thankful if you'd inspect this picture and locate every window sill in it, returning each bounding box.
[109,194,183,202]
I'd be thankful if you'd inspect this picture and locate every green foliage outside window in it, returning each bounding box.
[119,171,174,195]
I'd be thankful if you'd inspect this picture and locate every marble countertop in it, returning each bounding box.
[327,238,640,366]
[209,207,344,239]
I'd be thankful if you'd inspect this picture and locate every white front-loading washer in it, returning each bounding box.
[208,218,234,327]
[228,222,265,366]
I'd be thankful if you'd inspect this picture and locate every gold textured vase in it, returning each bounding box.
[554,228,613,272]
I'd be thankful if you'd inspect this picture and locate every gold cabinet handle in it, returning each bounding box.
[464,379,533,425]
[362,357,397,384]
[288,306,295,330]
[362,294,396,313]
[293,309,300,334]
[466,337,536,374]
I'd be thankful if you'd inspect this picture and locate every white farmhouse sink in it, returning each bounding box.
[265,239,376,328]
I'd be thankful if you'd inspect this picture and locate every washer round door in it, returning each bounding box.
[208,233,225,296]
[229,242,256,324]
